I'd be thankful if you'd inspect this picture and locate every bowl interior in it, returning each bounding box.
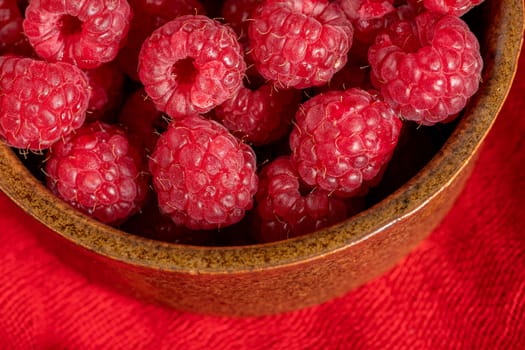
[0,0,523,273]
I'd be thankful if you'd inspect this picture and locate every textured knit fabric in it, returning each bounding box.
[1,51,524,350]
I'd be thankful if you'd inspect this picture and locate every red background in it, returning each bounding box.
[1,44,524,350]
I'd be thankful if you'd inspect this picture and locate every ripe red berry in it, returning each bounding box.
[338,0,416,45]
[118,0,204,81]
[214,82,302,146]
[45,121,150,225]
[338,0,395,21]
[253,156,348,243]
[289,88,402,198]
[84,62,125,121]
[248,0,354,89]
[23,0,132,69]
[368,11,483,125]
[418,0,485,17]
[0,56,90,151]
[138,15,246,119]
[315,40,374,93]
[149,114,258,230]
[221,0,261,39]
[0,0,34,57]
[118,88,166,154]
[0,0,25,53]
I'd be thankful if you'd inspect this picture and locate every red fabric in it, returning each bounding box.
[1,53,525,350]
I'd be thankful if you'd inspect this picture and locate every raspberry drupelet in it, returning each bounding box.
[253,156,349,243]
[289,88,402,198]
[368,11,483,125]
[248,0,354,89]
[45,121,150,225]
[148,114,258,230]
[0,56,90,151]
[138,15,246,119]
[23,0,132,69]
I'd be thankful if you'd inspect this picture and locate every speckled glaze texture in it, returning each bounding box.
[0,0,523,316]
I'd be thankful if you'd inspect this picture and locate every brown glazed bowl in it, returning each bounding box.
[0,0,523,316]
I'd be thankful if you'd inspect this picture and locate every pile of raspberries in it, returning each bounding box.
[0,0,484,244]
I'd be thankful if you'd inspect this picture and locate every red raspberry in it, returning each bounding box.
[0,56,90,151]
[84,62,125,121]
[0,0,23,51]
[221,0,261,39]
[289,88,402,198]
[221,0,266,84]
[247,0,354,89]
[118,0,204,81]
[0,0,33,57]
[45,121,149,225]
[22,0,132,69]
[315,40,374,93]
[419,0,485,17]
[339,1,416,45]
[118,88,166,153]
[368,11,483,125]
[253,156,349,242]
[338,0,395,21]
[214,83,302,146]
[149,114,258,230]
[138,15,246,119]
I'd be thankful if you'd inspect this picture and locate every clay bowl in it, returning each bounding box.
[0,0,523,317]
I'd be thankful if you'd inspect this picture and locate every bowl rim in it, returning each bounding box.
[0,0,524,274]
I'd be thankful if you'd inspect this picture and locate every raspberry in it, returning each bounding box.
[138,15,246,119]
[0,0,23,51]
[253,156,349,242]
[22,0,132,69]
[149,114,258,230]
[339,1,416,45]
[368,11,483,125]
[419,0,485,17]
[315,40,373,93]
[221,0,266,84]
[214,82,302,146]
[118,0,204,81]
[338,0,395,21]
[84,62,125,121]
[118,88,166,153]
[247,0,354,89]
[221,0,261,39]
[0,0,33,57]
[45,121,149,225]
[0,0,34,57]
[0,56,90,151]
[289,88,402,198]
